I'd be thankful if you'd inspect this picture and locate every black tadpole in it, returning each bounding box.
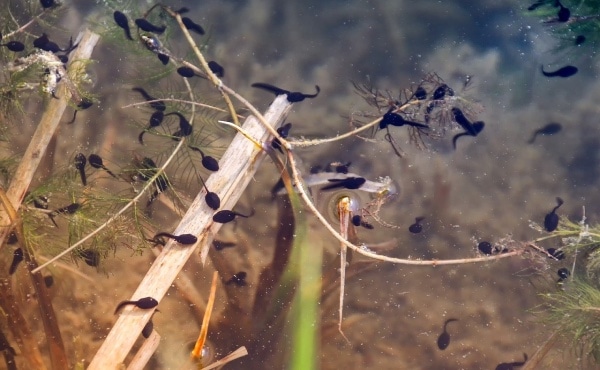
[351,215,374,230]
[379,108,429,130]
[213,210,251,224]
[176,66,196,78]
[408,217,425,234]
[205,192,221,210]
[114,296,158,314]
[189,146,219,172]
[164,112,192,139]
[132,87,166,111]
[74,153,87,186]
[557,267,570,282]
[88,154,118,179]
[208,61,225,77]
[527,122,562,144]
[153,232,198,245]
[40,0,55,9]
[321,177,366,191]
[48,202,81,227]
[544,197,563,232]
[8,248,23,275]
[182,17,205,35]
[68,98,93,124]
[213,240,236,251]
[225,271,247,286]
[135,19,166,34]
[1,41,25,52]
[139,111,165,144]
[113,11,133,40]
[478,241,493,255]
[541,65,578,78]
[495,353,528,370]
[437,318,458,350]
[81,249,100,267]
[451,107,485,149]
[272,122,292,153]
[251,82,320,103]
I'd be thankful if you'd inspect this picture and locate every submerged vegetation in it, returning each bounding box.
[0,0,598,369]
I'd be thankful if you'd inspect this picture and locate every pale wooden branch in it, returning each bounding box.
[126,331,160,370]
[87,94,292,369]
[0,29,100,248]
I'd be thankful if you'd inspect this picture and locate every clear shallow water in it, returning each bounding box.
[3,0,597,368]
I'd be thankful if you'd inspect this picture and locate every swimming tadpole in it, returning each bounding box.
[436,318,458,350]
[114,296,158,314]
[113,11,133,41]
[541,65,578,78]
[251,82,320,103]
[527,122,562,144]
[495,353,527,370]
[544,197,563,232]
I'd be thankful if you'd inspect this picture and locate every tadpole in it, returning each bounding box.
[213,210,251,224]
[408,216,424,234]
[225,271,247,286]
[48,202,81,227]
[527,123,562,144]
[74,153,87,186]
[451,107,485,149]
[351,215,374,230]
[81,249,100,267]
[495,353,527,370]
[379,108,428,130]
[478,241,493,255]
[138,111,165,144]
[114,11,133,40]
[88,154,118,179]
[544,197,563,232]
[541,65,578,78]
[8,248,23,275]
[135,19,166,34]
[152,232,197,245]
[272,122,292,153]
[213,240,236,251]
[132,87,166,111]
[1,41,25,52]
[321,177,366,191]
[176,66,196,78]
[182,17,205,35]
[208,61,224,77]
[251,82,320,103]
[40,0,56,9]
[114,296,158,314]
[437,318,458,350]
[189,146,219,171]
[164,112,192,139]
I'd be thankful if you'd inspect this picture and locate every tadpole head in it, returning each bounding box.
[88,154,104,169]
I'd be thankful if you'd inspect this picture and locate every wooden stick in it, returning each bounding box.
[87,94,292,369]
[126,331,161,370]
[0,29,100,248]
